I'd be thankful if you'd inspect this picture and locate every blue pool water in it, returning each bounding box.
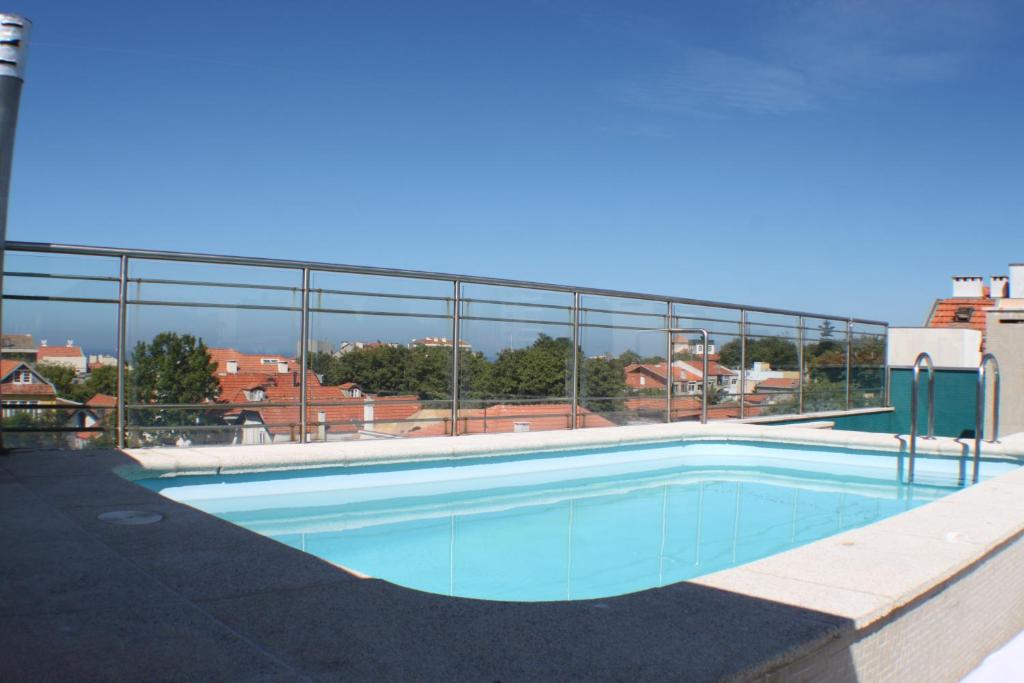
[142,441,1014,601]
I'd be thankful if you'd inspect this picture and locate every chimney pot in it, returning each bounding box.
[951,276,984,298]
[991,276,1009,299]
[1011,264,1024,299]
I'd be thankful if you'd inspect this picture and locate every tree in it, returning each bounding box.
[35,363,89,403]
[580,356,627,415]
[1,410,68,450]
[478,334,572,399]
[719,336,798,370]
[84,364,118,398]
[127,332,221,444]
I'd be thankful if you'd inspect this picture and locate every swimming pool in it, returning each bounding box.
[142,440,1016,602]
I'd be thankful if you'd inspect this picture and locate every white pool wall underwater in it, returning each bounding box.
[122,421,1024,682]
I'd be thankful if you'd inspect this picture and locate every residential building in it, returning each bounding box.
[0,359,59,416]
[208,348,423,444]
[1,333,36,362]
[336,340,401,355]
[87,354,118,371]
[410,336,471,350]
[37,340,88,374]
[753,377,800,395]
[624,361,737,396]
[69,394,117,447]
[673,359,738,393]
[671,334,716,358]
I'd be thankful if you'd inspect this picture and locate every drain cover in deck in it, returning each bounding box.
[97,510,164,525]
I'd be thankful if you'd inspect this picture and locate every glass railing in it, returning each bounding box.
[0,241,889,450]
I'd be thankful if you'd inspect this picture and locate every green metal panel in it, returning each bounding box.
[772,368,977,437]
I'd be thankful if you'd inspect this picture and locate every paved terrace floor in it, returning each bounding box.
[0,447,863,682]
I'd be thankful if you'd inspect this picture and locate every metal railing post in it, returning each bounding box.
[845,319,853,409]
[665,301,673,424]
[700,331,709,424]
[739,310,746,419]
[571,291,580,429]
[973,353,1001,484]
[116,255,128,448]
[883,326,891,407]
[908,351,935,484]
[451,280,461,436]
[797,316,804,414]
[299,267,310,443]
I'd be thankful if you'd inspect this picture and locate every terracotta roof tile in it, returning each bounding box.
[927,297,994,335]
[37,345,85,359]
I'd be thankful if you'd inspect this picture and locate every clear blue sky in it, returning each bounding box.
[7,0,1024,326]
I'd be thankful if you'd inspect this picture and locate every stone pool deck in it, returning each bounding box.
[4,423,1024,681]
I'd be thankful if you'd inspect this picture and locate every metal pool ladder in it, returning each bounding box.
[972,353,1001,484]
[907,352,935,484]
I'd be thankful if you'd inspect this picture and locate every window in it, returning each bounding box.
[243,388,266,402]
[260,358,280,365]
[3,400,36,417]
[639,376,646,386]
[13,370,32,384]
[954,307,974,323]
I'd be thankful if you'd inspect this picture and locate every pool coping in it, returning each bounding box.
[118,419,1024,480]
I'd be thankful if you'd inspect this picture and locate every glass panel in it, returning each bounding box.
[802,317,847,412]
[851,323,887,408]
[306,270,454,439]
[125,406,301,447]
[126,259,303,446]
[743,312,801,417]
[2,251,119,449]
[458,284,574,435]
[580,295,666,427]
[128,259,302,308]
[670,305,742,422]
[3,251,120,300]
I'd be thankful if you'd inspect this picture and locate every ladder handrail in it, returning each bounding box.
[973,353,1001,484]
[908,351,935,484]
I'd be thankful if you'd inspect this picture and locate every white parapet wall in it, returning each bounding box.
[887,327,982,368]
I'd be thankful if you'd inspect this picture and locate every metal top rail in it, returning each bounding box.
[5,241,889,326]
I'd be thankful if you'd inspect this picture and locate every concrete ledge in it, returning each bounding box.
[119,417,1024,480]
[736,406,895,425]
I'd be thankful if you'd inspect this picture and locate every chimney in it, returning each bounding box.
[952,276,984,298]
[1011,264,1024,299]
[40,339,47,347]
[277,361,289,374]
[991,276,1009,299]
[226,360,238,374]
[66,339,74,347]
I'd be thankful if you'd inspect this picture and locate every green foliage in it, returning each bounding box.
[309,334,628,417]
[475,334,571,399]
[35,363,88,403]
[580,356,627,414]
[85,365,118,397]
[1,409,68,450]
[35,361,121,405]
[719,336,798,370]
[126,332,221,444]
